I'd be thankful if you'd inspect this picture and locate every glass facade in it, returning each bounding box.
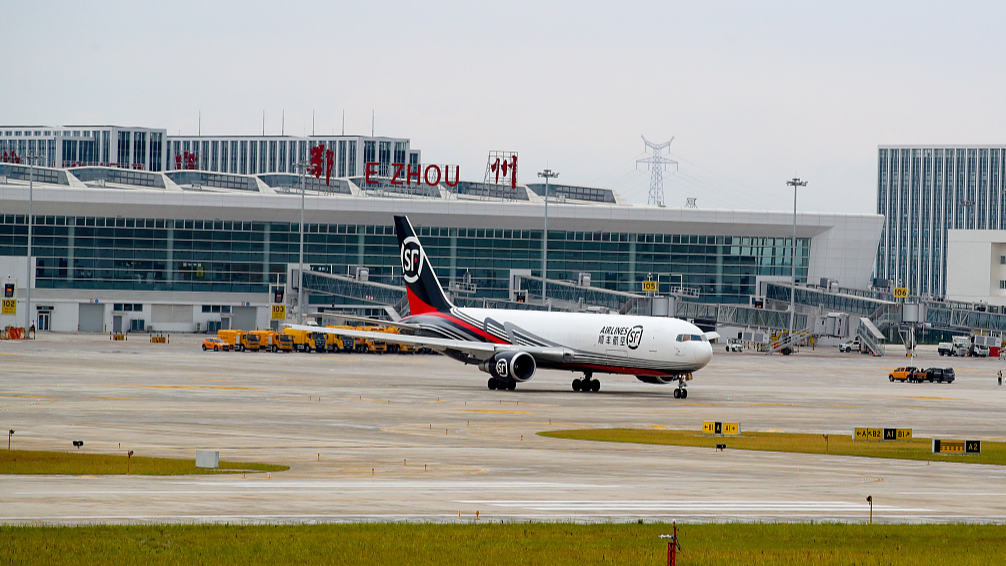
[877,146,1006,297]
[1,213,809,303]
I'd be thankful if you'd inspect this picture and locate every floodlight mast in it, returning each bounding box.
[637,136,678,206]
[537,168,559,307]
[786,177,808,343]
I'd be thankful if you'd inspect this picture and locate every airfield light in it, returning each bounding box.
[8,429,13,450]
[866,495,873,524]
[127,450,134,475]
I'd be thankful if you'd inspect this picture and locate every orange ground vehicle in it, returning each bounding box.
[889,366,919,382]
[202,337,230,351]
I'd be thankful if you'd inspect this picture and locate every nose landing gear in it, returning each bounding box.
[672,376,688,399]
[572,372,600,392]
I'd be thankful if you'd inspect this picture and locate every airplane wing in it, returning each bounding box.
[286,325,570,363]
[314,313,422,332]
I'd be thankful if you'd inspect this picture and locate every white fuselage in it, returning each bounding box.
[408,307,714,376]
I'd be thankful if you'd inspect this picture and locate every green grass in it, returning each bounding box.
[538,428,1006,465]
[0,523,1003,565]
[0,449,288,475]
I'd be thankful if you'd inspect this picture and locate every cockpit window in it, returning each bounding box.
[676,333,708,342]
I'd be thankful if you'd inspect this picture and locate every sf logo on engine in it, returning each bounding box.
[400,236,426,283]
[495,358,508,377]
[626,325,644,350]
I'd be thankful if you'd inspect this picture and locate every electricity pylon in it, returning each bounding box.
[637,136,678,206]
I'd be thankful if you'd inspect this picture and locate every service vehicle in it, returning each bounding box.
[839,338,860,353]
[323,326,355,352]
[950,336,970,357]
[915,367,955,383]
[282,327,327,352]
[238,332,261,352]
[937,342,953,356]
[971,344,990,358]
[359,326,389,354]
[725,338,743,353]
[889,366,920,382]
[216,329,244,351]
[202,337,230,351]
[250,330,293,352]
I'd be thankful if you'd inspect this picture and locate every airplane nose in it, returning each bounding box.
[695,342,713,366]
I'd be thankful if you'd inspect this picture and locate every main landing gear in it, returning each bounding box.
[672,376,688,399]
[488,377,516,391]
[572,372,600,393]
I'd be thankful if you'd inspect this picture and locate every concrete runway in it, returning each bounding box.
[2,333,1005,524]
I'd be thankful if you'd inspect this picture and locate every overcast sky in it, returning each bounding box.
[5,1,1005,213]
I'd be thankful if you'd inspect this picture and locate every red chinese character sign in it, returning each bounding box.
[485,151,518,189]
[174,151,198,170]
[309,144,325,179]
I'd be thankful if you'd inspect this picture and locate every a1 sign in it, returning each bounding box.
[893,287,909,298]
[1,298,16,315]
[642,281,657,292]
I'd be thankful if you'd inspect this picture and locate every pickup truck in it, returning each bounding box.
[889,366,920,382]
[839,339,860,353]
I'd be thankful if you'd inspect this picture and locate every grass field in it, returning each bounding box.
[538,429,1006,465]
[1,523,1003,565]
[0,450,288,475]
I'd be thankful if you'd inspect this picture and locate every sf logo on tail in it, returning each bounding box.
[401,236,426,283]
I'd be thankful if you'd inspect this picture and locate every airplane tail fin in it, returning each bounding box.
[394,215,453,315]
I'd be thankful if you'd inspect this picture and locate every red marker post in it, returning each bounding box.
[659,522,681,566]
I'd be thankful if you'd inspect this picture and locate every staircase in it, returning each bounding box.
[856,317,886,356]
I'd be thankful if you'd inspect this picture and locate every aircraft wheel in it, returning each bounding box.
[488,378,497,390]
[507,380,516,391]
[680,389,688,399]
[590,379,600,393]
[572,379,581,392]
[673,388,681,399]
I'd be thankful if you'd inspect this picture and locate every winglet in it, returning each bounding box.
[394,215,453,314]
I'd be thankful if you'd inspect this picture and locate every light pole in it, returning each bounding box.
[294,158,308,325]
[24,153,41,332]
[786,177,807,343]
[537,168,558,307]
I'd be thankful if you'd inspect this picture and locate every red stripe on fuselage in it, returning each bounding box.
[425,311,509,344]
[568,363,671,377]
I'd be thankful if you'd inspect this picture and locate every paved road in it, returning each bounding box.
[2,333,1004,524]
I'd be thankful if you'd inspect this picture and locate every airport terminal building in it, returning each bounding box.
[0,127,883,333]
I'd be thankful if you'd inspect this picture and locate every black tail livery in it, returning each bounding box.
[395,215,453,315]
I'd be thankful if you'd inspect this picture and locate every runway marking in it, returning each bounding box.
[461,410,530,415]
[907,396,956,400]
[650,425,667,430]
[110,384,263,391]
[322,357,364,361]
[456,500,931,513]
[0,353,17,356]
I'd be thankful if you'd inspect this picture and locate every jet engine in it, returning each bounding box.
[479,350,537,382]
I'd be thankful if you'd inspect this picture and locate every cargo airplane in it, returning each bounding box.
[289,216,715,396]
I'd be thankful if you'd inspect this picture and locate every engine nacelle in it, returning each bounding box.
[479,350,537,382]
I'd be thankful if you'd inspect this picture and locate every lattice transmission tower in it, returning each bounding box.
[636,136,678,206]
